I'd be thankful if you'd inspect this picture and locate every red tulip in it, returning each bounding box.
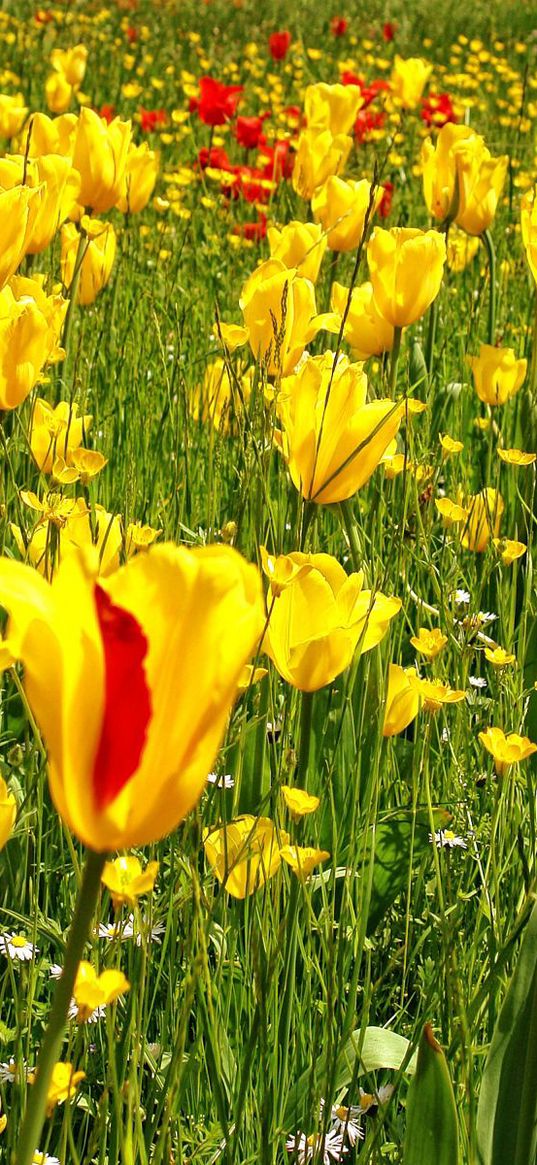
[331,16,348,36]
[268,31,292,60]
[196,77,243,127]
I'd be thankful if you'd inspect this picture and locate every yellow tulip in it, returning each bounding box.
[191,358,252,433]
[275,352,404,503]
[45,72,74,115]
[72,962,129,1022]
[263,551,401,691]
[101,855,159,907]
[446,225,480,272]
[367,228,446,328]
[312,176,381,253]
[0,276,67,410]
[0,154,80,254]
[279,845,330,880]
[479,726,537,776]
[323,281,395,359]
[0,776,16,849]
[203,815,288,898]
[467,344,526,406]
[24,111,78,159]
[61,217,117,305]
[237,258,319,377]
[292,128,352,201]
[115,141,159,214]
[521,187,537,284]
[267,221,327,283]
[383,664,421,737]
[460,488,504,552]
[72,107,132,213]
[50,44,88,87]
[455,136,508,236]
[390,56,432,109]
[0,186,42,290]
[0,544,263,850]
[0,93,28,139]
[420,124,478,221]
[304,82,362,135]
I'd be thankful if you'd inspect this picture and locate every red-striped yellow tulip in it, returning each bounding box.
[0,545,263,850]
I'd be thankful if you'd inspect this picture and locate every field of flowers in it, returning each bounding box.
[2,0,537,1162]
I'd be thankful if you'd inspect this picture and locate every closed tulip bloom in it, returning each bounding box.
[203,816,288,898]
[0,544,263,850]
[25,111,78,159]
[0,276,67,410]
[467,344,526,406]
[116,141,159,214]
[460,488,503,552]
[0,186,42,289]
[50,44,88,87]
[0,93,28,139]
[521,187,537,284]
[263,551,401,691]
[367,227,446,328]
[0,154,80,254]
[238,258,319,376]
[312,177,381,252]
[61,217,117,305]
[72,107,132,213]
[453,135,508,237]
[391,56,432,109]
[420,123,478,221]
[30,399,91,474]
[292,128,352,200]
[304,82,362,135]
[275,353,404,503]
[383,664,421,737]
[0,776,16,849]
[267,221,327,283]
[324,281,395,359]
[45,72,74,115]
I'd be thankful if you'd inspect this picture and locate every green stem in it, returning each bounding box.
[338,497,362,573]
[16,848,106,1165]
[388,325,403,396]
[424,295,438,376]
[297,689,314,782]
[481,228,497,346]
[61,228,89,358]
[529,295,537,409]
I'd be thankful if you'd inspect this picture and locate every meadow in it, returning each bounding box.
[1,1,537,1162]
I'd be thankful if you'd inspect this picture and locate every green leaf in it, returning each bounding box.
[337,1026,417,1090]
[365,812,451,935]
[403,1024,459,1165]
[476,897,537,1165]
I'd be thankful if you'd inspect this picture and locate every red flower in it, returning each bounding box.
[139,107,167,133]
[98,103,117,125]
[268,31,292,60]
[341,70,363,88]
[197,145,234,171]
[233,213,267,241]
[383,21,396,41]
[260,138,294,182]
[331,16,348,36]
[195,76,243,126]
[126,25,138,42]
[235,113,270,150]
[236,165,271,204]
[421,92,458,128]
[341,72,389,109]
[35,8,55,24]
[354,107,385,144]
[378,181,394,219]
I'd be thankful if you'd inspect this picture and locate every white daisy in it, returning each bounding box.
[135,918,165,947]
[0,1058,34,1083]
[453,589,470,605]
[0,934,38,961]
[33,1154,61,1165]
[207,772,235,789]
[68,999,107,1024]
[97,919,135,942]
[469,676,487,689]
[49,963,63,979]
[431,829,467,850]
[330,1105,364,1146]
[286,1130,347,1163]
[358,1084,395,1113]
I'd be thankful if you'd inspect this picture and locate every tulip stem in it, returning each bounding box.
[338,497,362,572]
[481,229,497,346]
[424,295,438,377]
[61,227,89,360]
[16,847,106,1165]
[297,689,314,782]
[388,326,403,396]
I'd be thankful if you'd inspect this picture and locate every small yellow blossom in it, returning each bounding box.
[101,855,159,908]
[439,434,463,457]
[410,677,466,713]
[281,786,320,820]
[279,844,330,880]
[45,1062,85,1116]
[498,448,536,466]
[484,646,516,667]
[410,627,448,659]
[479,726,537,775]
[493,538,527,565]
[72,962,130,1021]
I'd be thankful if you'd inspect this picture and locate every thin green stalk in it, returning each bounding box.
[15,848,106,1165]
[481,228,497,346]
[338,497,362,572]
[389,325,403,396]
[61,228,90,359]
[425,295,438,376]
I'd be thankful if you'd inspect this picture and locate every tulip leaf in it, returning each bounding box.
[403,1024,459,1165]
[336,1025,417,1090]
[365,811,451,935]
[476,897,537,1165]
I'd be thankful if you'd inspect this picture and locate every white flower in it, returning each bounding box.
[478,611,498,625]
[97,919,135,942]
[454,589,470,605]
[330,1105,364,1146]
[358,1084,395,1113]
[469,676,487,689]
[207,772,235,789]
[33,1154,61,1165]
[286,1130,347,1163]
[0,1058,34,1083]
[49,963,63,979]
[431,829,467,850]
[135,918,165,947]
[0,934,38,961]
[68,999,107,1024]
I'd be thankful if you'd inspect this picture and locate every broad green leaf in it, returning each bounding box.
[476,897,537,1165]
[337,1025,417,1090]
[403,1024,459,1165]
